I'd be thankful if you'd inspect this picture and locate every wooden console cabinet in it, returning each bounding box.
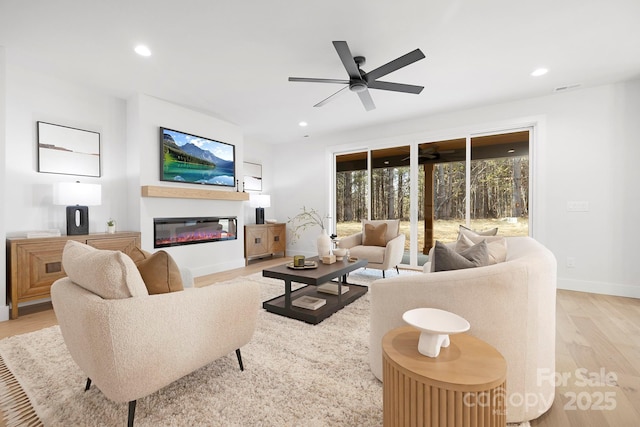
[6,231,141,319]
[244,223,286,264]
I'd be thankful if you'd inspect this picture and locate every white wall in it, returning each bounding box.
[0,47,7,320]
[126,94,247,276]
[243,140,277,225]
[272,141,334,256]
[3,57,130,235]
[273,80,640,298]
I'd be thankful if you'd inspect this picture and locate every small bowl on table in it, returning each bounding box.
[333,248,347,260]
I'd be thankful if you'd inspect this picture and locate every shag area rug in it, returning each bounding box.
[0,269,387,426]
[0,268,529,427]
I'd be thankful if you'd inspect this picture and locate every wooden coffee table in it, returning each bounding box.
[262,256,368,324]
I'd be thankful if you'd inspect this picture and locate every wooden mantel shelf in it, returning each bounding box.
[141,185,250,201]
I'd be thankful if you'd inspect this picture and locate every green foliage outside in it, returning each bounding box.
[335,157,530,251]
[163,143,215,168]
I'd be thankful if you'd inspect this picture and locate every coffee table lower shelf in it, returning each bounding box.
[263,283,368,324]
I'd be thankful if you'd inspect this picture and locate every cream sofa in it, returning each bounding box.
[51,241,260,426]
[369,236,557,423]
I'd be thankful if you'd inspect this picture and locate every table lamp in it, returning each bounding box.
[53,181,102,235]
[249,194,270,224]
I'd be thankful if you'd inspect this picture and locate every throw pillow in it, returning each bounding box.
[363,222,388,247]
[62,240,149,299]
[132,250,184,295]
[459,225,498,238]
[433,240,489,272]
[127,246,152,264]
[455,233,507,265]
[362,219,399,244]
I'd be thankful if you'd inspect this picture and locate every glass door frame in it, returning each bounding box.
[331,117,543,270]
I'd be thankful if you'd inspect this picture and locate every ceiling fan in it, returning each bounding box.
[288,41,425,111]
[402,147,456,162]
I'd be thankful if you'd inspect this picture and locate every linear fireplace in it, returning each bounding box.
[153,216,237,248]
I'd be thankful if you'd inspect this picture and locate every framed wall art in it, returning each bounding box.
[37,121,101,177]
[243,162,262,191]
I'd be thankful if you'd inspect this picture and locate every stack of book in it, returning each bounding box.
[317,283,349,295]
[292,296,326,310]
[26,229,61,238]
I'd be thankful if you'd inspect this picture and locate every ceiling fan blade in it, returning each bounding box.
[314,86,349,107]
[367,80,424,94]
[332,41,362,80]
[357,89,376,111]
[289,77,350,84]
[365,48,425,81]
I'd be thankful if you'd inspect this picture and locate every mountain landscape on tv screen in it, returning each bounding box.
[162,131,234,186]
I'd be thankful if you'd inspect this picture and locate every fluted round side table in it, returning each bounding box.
[382,326,507,427]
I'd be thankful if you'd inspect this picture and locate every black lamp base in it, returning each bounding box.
[66,205,89,235]
[255,207,265,224]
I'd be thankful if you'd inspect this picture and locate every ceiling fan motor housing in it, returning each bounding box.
[349,81,368,92]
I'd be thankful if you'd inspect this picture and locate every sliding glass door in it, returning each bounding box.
[469,131,529,236]
[334,128,531,269]
[335,151,368,238]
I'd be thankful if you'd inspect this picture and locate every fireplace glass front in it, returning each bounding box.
[154,216,237,248]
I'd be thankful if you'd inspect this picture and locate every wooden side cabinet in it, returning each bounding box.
[6,231,141,319]
[244,223,286,264]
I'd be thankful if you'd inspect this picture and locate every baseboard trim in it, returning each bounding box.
[557,278,640,299]
[190,258,247,277]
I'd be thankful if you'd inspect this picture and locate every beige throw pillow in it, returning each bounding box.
[455,233,507,265]
[62,240,148,299]
[363,222,388,247]
[459,225,499,238]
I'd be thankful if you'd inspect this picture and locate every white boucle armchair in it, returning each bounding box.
[368,236,557,424]
[51,242,260,427]
[338,219,405,277]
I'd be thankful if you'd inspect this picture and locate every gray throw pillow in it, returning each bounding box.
[433,240,489,272]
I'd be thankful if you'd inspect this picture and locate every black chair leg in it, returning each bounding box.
[85,378,92,391]
[235,349,244,371]
[382,270,386,278]
[396,266,400,274]
[128,400,136,427]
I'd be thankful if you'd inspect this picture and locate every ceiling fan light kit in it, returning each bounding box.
[289,41,425,111]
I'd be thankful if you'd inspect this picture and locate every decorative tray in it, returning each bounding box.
[286,261,318,270]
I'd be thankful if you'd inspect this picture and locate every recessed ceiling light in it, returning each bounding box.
[134,45,152,57]
[531,68,548,77]
[508,149,516,153]
[299,121,308,127]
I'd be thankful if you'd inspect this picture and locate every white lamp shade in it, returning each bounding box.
[249,194,271,208]
[53,182,102,206]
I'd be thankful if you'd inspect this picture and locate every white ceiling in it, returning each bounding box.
[2,0,639,145]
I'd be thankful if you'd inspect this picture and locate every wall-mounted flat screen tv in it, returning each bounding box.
[160,127,236,187]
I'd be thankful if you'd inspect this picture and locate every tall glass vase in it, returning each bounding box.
[317,231,331,258]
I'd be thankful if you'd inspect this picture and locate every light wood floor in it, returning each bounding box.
[1,259,638,426]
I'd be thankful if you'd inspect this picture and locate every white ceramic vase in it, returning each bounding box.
[317,231,331,258]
